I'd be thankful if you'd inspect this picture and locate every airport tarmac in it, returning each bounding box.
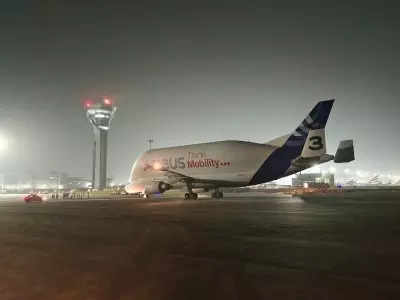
[1,195,400,300]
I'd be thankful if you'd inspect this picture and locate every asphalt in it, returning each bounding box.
[1,194,400,300]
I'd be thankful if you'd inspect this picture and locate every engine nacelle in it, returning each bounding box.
[144,182,171,195]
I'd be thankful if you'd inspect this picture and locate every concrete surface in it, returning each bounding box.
[1,195,400,299]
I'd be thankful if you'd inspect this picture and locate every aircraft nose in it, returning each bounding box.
[125,183,145,194]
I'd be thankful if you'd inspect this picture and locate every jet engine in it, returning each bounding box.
[144,182,171,194]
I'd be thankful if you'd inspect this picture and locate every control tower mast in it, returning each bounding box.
[84,98,117,190]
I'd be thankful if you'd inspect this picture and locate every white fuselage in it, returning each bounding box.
[126,140,278,194]
[125,100,343,195]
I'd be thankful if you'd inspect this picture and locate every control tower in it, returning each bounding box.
[84,98,117,189]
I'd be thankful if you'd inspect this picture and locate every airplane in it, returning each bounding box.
[345,179,358,186]
[367,175,382,185]
[125,99,355,199]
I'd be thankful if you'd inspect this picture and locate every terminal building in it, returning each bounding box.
[0,174,91,192]
[292,173,335,188]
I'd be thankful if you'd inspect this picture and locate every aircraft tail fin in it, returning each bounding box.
[266,99,334,148]
[292,99,334,135]
[296,99,334,158]
[286,99,335,150]
[250,99,334,185]
[300,129,327,158]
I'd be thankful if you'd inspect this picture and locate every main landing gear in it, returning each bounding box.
[184,182,198,200]
[184,192,198,200]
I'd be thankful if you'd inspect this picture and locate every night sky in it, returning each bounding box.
[1,1,399,183]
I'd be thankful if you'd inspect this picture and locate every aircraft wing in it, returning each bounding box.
[149,166,236,187]
[156,168,192,183]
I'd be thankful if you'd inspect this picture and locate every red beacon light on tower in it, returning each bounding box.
[84,99,93,109]
[103,98,112,106]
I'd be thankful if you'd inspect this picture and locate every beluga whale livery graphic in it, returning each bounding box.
[126,99,355,199]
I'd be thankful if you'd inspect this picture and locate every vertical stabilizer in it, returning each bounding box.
[250,99,334,185]
[301,129,327,158]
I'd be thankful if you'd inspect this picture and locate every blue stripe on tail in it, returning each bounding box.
[249,99,334,185]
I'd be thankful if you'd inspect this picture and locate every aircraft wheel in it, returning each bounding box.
[185,193,198,200]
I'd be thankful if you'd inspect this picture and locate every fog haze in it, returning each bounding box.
[1,1,399,182]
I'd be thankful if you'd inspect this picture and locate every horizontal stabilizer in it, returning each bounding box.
[334,140,355,163]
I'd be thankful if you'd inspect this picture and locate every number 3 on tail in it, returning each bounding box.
[309,136,323,150]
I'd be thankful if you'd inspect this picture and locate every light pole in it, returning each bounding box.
[147,139,154,151]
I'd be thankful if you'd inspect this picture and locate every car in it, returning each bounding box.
[24,194,43,203]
